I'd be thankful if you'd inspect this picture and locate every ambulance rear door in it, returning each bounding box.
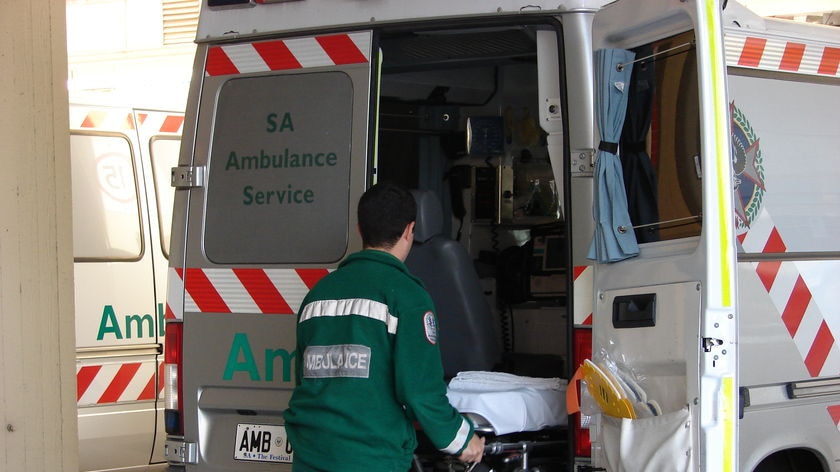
[132,108,185,465]
[586,1,738,470]
[170,30,374,471]
[70,105,162,471]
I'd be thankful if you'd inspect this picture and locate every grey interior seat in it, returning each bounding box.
[405,189,501,378]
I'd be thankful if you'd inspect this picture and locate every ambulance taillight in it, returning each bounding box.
[164,321,183,435]
[572,327,592,457]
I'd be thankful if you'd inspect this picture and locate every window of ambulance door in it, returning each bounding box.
[70,133,143,260]
[625,31,702,244]
[203,72,353,264]
[149,136,180,257]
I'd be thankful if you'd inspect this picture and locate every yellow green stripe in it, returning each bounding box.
[706,0,733,309]
[372,48,383,184]
[705,3,735,472]
[722,375,735,470]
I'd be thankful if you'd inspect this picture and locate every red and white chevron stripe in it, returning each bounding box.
[739,208,840,377]
[70,108,184,134]
[205,32,371,76]
[829,405,840,432]
[135,111,184,134]
[166,267,330,318]
[726,33,840,77]
[573,265,594,326]
[77,361,162,406]
[74,109,136,131]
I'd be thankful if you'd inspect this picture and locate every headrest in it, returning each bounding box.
[411,189,444,243]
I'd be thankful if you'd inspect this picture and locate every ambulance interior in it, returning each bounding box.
[377,23,569,373]
[375,24,571,470]
[373,21,702,470]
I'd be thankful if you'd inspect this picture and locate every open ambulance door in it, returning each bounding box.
[584,1,738,471]
[167,30,374,470]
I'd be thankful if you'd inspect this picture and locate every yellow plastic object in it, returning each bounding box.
[581,359,637,419]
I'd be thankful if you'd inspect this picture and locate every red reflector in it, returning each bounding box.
[573,327,592,368]
[165,322,183,364]
[573,327,592,457]
[574,415,592,457]
[164,321,184,435]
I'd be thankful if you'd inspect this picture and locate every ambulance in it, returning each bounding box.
[70,105,183,471]
[163,0,840,470]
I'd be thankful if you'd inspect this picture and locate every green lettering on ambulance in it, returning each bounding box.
[243,185,254,205]
[266,113,278,132]
[124,314,154,338]
[226,151,240,170]
[264,348,296,382]
[279,113,294,131]
[266,112,294,132]
[97,305,123,340]
[223,333,261,381]
[157,303,166,336]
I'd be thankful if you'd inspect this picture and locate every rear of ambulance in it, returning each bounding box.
[162,2,373,470]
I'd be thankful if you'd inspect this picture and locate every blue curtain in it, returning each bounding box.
[588,48,640,263]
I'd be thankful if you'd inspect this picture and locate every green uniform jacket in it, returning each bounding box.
[284,249,473,472]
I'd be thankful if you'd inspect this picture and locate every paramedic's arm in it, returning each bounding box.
[393,306,483,462]
[293,298,312,385]
[459,434,485,463]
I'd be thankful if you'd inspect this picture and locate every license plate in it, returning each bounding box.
[234,423,293,463]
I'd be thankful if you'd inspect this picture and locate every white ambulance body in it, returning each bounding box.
[70,105,183,471]
[725,17,840,471]
[163,0,840,471]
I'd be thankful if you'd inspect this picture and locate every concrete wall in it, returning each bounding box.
[0,1,78,470]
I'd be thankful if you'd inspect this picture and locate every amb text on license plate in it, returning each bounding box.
[234,423,293,463]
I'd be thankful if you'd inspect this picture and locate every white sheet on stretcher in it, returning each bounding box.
[446,371,568,435]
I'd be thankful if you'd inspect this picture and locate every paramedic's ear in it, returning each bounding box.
[403,221,415,243]
[392,221,415,262]
[396,221,415,250]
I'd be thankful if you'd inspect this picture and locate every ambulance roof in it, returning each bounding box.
[194,0,840,47]
[724,2,840,44]
[195,0,612,42]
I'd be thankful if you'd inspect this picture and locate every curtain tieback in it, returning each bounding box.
[598,140,619,154]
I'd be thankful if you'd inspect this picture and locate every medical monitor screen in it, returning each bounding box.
[531,233,565,273]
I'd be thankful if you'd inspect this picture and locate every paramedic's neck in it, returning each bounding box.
[364,221,415,262]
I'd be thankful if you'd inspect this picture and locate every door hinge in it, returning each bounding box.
[171,165,206,189]
[165,437,198,464]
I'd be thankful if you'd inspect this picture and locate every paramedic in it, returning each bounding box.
[284,182,485,471]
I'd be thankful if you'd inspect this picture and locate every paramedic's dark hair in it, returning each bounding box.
[358,182,416,249]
